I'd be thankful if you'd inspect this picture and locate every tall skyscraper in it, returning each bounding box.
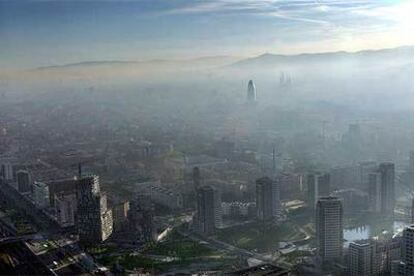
[391,260,406,276]
[318,173,330,197]
[47,178,79,206]
[256,177,273,221]
[385,237,403,274]
[379,162,395,215]
[402,225,414,275]
[271,148,281,218]
[367,163,395,216]
[55,191,77,228]
[77,175,113,244]
[368,172,381,213]
[17,170,31,193]
[316,196,343,262]
[33,181,49,209]
[307,173,330,208]
[196,185,221,235]
[359,161,377,187]
[127,195,155,243]
[247,80,257,103]
[193,166,201,189]
[100,194,114,241]
[409,151,414,175]
[0,162,13,181]
[112,201,130,232]
[412,199,414,224]
[272,179,281,218]
[307,174,318,208]
[348,237,402,275]
[348,240,376,276]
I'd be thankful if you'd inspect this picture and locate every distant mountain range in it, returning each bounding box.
[33,56,241,71]
[231,45,414,68]
[29,45,414,73]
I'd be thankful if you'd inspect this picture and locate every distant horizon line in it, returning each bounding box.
[19,43,414,72]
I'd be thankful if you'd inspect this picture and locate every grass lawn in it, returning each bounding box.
[98,252,237,273]
[145,230,215,259]
[283,250,312,263]
[98,253,161,271]
[86,244,118,255]
[96,230,235,273]
[95,230,239,273]
[215,221,305,252]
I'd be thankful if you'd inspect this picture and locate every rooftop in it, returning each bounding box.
[0,240,54,275]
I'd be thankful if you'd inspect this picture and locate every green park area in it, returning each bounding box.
[145,230,214,258]
[96,230,237,273]
[86,244,118,255]
[97,253,162,272]
[283,250,313,264]
[215,221,307,252]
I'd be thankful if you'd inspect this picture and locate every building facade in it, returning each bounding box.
[147,185,183,210]
[33,181,49,209]
[112,201,130,232]
[307,173,330,208]
[76,175,113,243]
[17,170,31,193]
[55,191,77,227]
[368,172,381,213]
[127,196,155,243]
[349,240,376,276]
[316,196,343,262]
[379,162,395,215]
[196,185,221,235]
[256,177,273,221]
[0,162,13,181]
[402,225,414,275]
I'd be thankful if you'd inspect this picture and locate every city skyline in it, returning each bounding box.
[2,1,414,274]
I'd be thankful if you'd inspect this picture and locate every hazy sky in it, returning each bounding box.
[1,0,414,69]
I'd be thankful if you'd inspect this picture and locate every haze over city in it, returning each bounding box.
[2,0,414,275]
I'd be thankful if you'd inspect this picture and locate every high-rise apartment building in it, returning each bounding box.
[272,178,281,218]
[256,177,273,221]
[271,148,281,219]
[127,196,154,243]
[55,191,77,228]
[196,185,221,235]
[402,225,414,275]
[307,173,330,208]
[17,170,31,193]
[359,161,377,187]
[112,201,130,232]
[368,172,381,213]
[379,162,395,215]
[33,181,49,209]
[0,162,13,181]
[316,196,343,262]
[412,199,414,224]
[193,166,201,189]
[409,151,414,175]
[77,175,113,244]
[367,163,395,216]
[349,240,376,276]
